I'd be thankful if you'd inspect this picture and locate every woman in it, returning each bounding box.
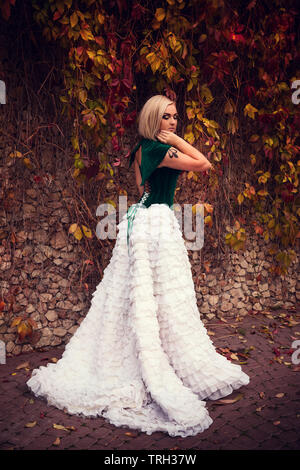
[27,95,249,438]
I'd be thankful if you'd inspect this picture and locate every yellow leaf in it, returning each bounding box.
[257,189,269,196]
[70,12,78,28]
[69,223,83,241]
[151,58,161,73]
[82,225,93,238]
[11,317,22,327]
[80,29,94,41]
[244,103,259,119]
[9,151,23,158]
[192,204,203,215]
[204,203,213,214]
[25,421,37,428]
[230,353,239,361]
[155,8,166,22]
[23,158,33,169]
[187,80,193,91]
[237,193,244,205]
[17,321,32,341]
[97,13,105,24]
[249,134,260,142]
[204,215,212,227]
[275,393,285,398]
[200,84,214,104]
[214,393,243,405]
[105,199,116,209]
[183,131,195,144]
[66,426,76,431]
[145,51,155,64]
[79,89,87,103]
[86,49,96,60]
[53,423,69,432]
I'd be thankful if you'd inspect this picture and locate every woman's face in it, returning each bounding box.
[159,103,178,133]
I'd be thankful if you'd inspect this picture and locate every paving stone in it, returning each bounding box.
[1,311,299,451]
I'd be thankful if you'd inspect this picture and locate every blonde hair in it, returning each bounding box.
[138,95,175,140]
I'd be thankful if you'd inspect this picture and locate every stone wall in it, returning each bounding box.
[0,148,299,357]
[192,237,299,320]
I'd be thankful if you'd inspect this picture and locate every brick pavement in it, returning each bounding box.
[1,309,300,451]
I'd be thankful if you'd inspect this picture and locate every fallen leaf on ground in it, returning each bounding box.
[25,421,37,428]
[16,361,30,370]
[53,423,70,432]
[66,426,76,431]
[213,393,243,405]
[275,393,285,398]
[259,391,265,399]
[273,420,280,425]
[53,437,61,446]
[51,358,58,363]
[219,317,228,323]
[52,423,76,432]
[256,405,266,412]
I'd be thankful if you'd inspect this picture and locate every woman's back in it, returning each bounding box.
[129,138,182,208]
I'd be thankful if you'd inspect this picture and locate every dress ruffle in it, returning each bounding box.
[27,203,249,437]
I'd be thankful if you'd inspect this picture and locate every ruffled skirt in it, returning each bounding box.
[27,203,249,438]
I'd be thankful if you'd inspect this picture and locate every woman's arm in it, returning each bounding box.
[156,131,212,172]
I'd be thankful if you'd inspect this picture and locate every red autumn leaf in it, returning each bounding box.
[53,10,62,21]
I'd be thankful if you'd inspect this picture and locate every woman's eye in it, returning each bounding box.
[163,114,179,120]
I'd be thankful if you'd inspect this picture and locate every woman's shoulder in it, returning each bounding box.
[129,137,171,168]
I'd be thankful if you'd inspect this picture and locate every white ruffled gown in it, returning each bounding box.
[27,202,250,438]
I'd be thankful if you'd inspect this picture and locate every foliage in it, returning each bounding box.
[1,0,299,277]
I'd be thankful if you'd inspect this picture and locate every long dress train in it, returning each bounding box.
[27,202,250,438]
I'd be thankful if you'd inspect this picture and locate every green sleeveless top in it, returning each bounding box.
[126,137,182,254]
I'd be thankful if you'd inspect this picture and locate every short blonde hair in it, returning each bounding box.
[138,95,174,140]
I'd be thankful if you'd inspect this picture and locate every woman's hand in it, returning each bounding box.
[155,130,180,147]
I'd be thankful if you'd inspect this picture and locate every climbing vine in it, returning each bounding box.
[1,0,299,277]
